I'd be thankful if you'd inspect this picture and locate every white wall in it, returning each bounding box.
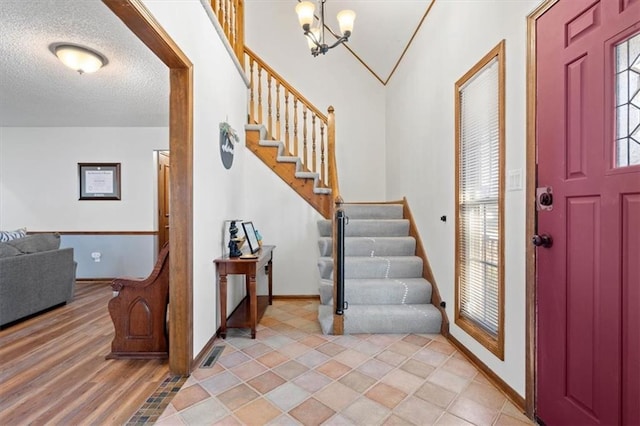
[0,127,167,230]
[0,127,168,277]
[245,0,387,202]
[142,0,250,356]
[385,0,540,396]
[245,152,323,297]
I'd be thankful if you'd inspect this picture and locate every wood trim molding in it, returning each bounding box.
[272,295,320,300]
[401,197,449,335]
[448,334,526,412]
[525,0,559,419]
[28,231,158,235]
[103,0,194,376]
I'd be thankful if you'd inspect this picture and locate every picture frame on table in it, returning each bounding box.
[78,163,121,200]
[242,221,260,254]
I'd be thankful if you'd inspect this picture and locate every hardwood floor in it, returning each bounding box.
[0,281,169,425]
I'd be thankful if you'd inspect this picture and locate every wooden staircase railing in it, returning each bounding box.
[211,3,345,333]
[210,0,244,68]
[244,47,336,195]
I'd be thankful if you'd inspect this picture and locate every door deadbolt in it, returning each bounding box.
[536,186,553,211]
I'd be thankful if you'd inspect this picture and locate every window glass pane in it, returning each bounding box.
[615,32,640,167]
[457,55,501,338]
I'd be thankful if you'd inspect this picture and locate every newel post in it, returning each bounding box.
[327,106,339,199]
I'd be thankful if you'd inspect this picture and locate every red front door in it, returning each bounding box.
[536,0,640,424]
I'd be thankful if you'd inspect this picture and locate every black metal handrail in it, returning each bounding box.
[335,208,346,315]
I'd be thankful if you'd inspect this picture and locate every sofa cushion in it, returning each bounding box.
[0,227,27,242]
[7,234,61,254]
[0,242,22,258]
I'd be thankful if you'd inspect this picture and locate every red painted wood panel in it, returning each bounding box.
[566,56,588,179]
[566,197,599,415]
[622,194,640,425]
[536,0,640,424]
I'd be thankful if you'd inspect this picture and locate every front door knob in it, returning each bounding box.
[532,234,553,248]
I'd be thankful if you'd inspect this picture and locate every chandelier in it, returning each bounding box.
[295,0,356,57]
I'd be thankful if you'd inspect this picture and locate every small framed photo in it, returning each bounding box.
[78,163,121,200]
[242,221,260,254]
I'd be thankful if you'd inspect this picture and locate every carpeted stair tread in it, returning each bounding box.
[318,278,432,305]
[317,236,416,257]
[317,219,410,238]
[318,256,424,279]
[341,204,404,220]
[316,201,442,335]
[251,125,331,197]
[318,304,442,335]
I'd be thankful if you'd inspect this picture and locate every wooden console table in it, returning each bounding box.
[214,245,274,339]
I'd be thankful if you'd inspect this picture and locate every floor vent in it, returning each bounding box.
[201,345,225,368]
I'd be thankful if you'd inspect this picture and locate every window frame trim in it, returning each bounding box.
[454,40,506,360]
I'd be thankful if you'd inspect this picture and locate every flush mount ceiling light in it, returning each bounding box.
[52,44,107,74]
[295,0,355,57]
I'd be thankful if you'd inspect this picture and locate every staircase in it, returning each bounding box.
[245,124,333,218]
[316,203,443,334]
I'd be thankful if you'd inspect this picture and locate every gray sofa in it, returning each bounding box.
[0,234,76,327]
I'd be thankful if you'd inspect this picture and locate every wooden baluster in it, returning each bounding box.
[249,56,255,123]
[293,99,299,157]
[284,89,290,153]
[275,82,281,141]
[303,105,308,168]
[312,114,317,173]
[235,0,244,68]
[224,0,230,39]
[320,122,326,186]
[215,0,222,22]
[267,74,273,137]
[230,1,236,49]
[257,66,263,124]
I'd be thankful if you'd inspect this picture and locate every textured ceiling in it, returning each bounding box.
[0,0,169,127]
[0,0,433,127]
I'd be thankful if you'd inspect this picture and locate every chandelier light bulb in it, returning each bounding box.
[296,1,316,29]
[337,9,356,36]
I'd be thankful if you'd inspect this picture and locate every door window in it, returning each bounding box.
[615,32,640,168]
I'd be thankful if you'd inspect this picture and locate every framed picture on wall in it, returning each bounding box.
[78,163,121,200]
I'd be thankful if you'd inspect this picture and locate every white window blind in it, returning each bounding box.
[458,57,501,337]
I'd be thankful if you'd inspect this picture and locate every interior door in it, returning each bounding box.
[158,151,170,249]
[536,1,640,424]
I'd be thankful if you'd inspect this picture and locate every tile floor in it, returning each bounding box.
[155,300,533,425]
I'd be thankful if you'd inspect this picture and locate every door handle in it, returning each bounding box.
[532,234,553,248]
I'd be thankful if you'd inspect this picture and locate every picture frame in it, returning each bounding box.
[242,221,260,254]
[78,163,121,200]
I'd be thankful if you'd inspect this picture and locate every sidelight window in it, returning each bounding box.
[454,41,505,360]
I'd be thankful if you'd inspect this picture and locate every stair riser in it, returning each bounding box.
[318,304,442,335]
[317,220,410,238]
[319,281,432,305]
[318,257,424,280]
[341,204,404,220]
[318,237,416,257]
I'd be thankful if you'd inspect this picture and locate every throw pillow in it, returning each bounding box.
[0,227,27,242]
[0,242,22,258]
[7,233,61,254]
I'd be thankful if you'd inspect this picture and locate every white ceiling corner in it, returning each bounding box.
[322,0,434,83]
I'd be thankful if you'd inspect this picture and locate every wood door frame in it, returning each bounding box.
[103,0,193,375]
[525,0,559,419]
[157,151,170,250]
